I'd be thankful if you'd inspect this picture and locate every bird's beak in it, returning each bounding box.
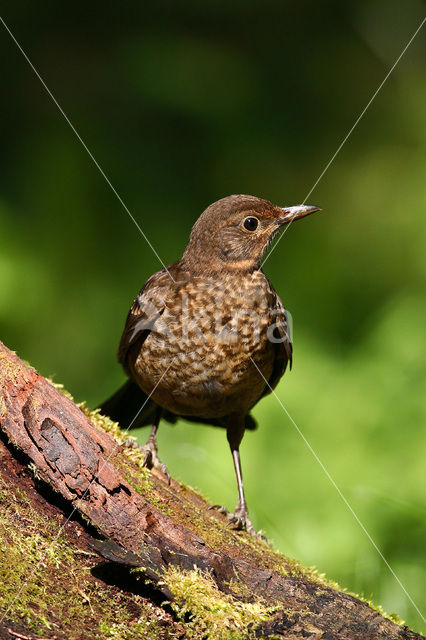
[278,204,321,225]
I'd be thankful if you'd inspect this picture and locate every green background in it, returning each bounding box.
[0,1,424,632]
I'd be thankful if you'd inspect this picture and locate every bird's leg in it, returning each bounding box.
[229,447,248,521]
[210,416,265,540]
[124,407,170,483]
[226,424,255,535]
[228,446,266,540]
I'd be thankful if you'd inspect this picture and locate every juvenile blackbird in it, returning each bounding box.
[101,195,320,536]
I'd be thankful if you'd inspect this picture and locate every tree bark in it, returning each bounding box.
[0,340,423,640]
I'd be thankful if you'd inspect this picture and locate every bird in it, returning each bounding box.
[100,194,320,537]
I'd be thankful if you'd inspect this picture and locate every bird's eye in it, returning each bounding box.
[242,216,259,231]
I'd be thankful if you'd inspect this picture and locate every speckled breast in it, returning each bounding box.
[131,271,281,418]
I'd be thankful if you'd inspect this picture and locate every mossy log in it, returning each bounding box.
[0,340,423,640]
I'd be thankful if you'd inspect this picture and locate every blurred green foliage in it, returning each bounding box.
[0,0,424,631]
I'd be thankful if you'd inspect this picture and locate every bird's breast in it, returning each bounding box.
[131,272,281,417]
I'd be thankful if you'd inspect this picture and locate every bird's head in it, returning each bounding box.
[182,194,321,273]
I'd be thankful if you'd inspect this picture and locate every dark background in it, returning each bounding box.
[0,1,425,631]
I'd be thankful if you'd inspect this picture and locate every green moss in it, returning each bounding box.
[0,474,169,639]
[51,380,76,401]
[162,565,278,640]
[98,618,164,640]
[291,565,405,626]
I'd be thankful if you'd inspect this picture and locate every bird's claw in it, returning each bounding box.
[142,448,153,468]
[226,511,263,539]
[123,437,171,484]
[209,504,267,542]
[142,444,171,484]
[208,504,229,515]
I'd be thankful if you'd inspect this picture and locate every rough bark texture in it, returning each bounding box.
[0,340,423,640]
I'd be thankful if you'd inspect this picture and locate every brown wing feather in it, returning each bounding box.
[117,267,174,373]
[260,280,292,397]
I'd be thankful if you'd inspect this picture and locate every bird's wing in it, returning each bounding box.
[260,282,292,397]
[117,268,172,373]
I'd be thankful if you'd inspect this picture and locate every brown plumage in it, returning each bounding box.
[101,194,320,536]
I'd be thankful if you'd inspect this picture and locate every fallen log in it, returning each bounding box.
[0,340,423,639]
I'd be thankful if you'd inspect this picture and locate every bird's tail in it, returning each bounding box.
[99,379,161,430]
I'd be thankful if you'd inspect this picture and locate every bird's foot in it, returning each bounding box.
[123,437,170,484]
[208,504,267,541]
[227,507,267,541]
[209,504,229,516]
